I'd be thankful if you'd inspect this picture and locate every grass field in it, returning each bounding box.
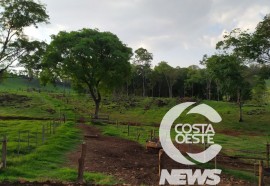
[0,77,116,184]
[0,77,269,184]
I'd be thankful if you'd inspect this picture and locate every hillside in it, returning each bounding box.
[0,77,269,185]
[0,76,70,93]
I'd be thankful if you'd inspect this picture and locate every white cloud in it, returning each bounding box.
[24,24,68,42]
[28,0,270,67]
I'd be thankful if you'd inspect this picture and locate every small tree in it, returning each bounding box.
[155,61,177,98]
[0,0,49,74]
[203,54,250,122]
[133,48,153,97]
[41,29,132,118]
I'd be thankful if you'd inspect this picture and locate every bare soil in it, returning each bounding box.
[67,124,255,186]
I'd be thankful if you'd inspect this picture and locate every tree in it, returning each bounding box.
[216,14,270,64]
[19,40,47,81]
[148,69,159,97]
[155,61,177,98]
[185,65,202,98]
[203,54,250,122]
[41,28,132,118]
[251,14,270,63]
[133,48,153,97]
[0,0,49,74]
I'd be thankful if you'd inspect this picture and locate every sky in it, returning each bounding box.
[24,0,270,68]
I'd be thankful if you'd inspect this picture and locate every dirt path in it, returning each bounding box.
[67,124,254,186]
[67,124,159,185]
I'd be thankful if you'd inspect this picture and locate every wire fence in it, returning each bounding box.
[0,119,63,165]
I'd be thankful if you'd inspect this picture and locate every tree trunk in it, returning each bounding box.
[126,82,129,97]
[88,85,101,119]
[142,75,145,97]
[217,90,219,101]
[94,100,100,119]
[238,89,243,122]
[207,80,211,100]
[158,83,161,97]
[192,83,194,97]
[169,86,173,98]
[239,102,243,122]
[132,79,135,96]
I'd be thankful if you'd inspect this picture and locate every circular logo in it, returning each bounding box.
[159,102,222,165]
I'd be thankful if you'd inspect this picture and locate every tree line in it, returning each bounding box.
[1,0,270,119]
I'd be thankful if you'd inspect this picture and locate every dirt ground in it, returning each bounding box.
[67,124,257,186]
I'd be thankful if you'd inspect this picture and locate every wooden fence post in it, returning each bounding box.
[127,124,130,136]
[1,135,7,168]
[50,123,52,135]
[42,125,45,144]
[259,160,264,186]
[27,130,30,152]
[17,131,20,155]
[35,131,38,147]
[78,142,87,183]
[159,149,164,177]
[63,113,66,123]
[137,133,140,141]
[267,142,269,168]
[52,122,55,134]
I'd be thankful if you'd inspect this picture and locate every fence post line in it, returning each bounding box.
[159,149,164,177]
[35,131,38,147]
[77,142,87,183]
[127,124,130,136]
[267,142,269,168]
[2,135,7,168]
[137,133,140,141]
[50,122,52,135]
[259,160,264,186]
[63,113,66,123]
[27,130,30,152]
[17,131,21,155]
[42,125,45,144]
[52,121,54,134]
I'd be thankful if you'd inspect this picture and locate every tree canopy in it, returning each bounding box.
[133,47,153,97]
[0,0,49,75]
[41,28,132,117]
[216,14,270,64]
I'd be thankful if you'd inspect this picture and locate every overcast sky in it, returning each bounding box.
[24,0,270,68]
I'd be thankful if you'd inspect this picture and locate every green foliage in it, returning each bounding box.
[0,0,49,74]
[133,47,153,66]
[251,77,267,105]
[203,54,251,101]
[133,47,153,97]
[155,61,178,98]
[0,121,115,184]
[216,14,270,64]
[41,28,132,116]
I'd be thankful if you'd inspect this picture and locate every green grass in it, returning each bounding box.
[0,78,270,184]
[92,122,158,145]
[60,93,270,157]
[0,77,71,93]
[0,121,116,184]
[0,87,117,184]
